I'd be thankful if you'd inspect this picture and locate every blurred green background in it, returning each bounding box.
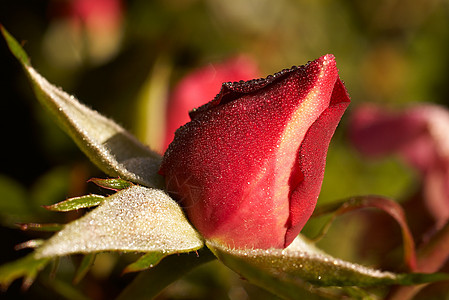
[1,0,449,299]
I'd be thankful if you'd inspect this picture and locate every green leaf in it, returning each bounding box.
[208,235,449,299]
[0,254,51,290]
[0,25,30,65]
[123,252,168,274]
[1,26,164,189]
[43,194,105,212]
[88,178,133,191]
[34,186,203,257]
[117,249,216,300]
[73,254,96,284]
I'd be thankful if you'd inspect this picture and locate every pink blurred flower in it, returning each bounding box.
[350,104,449,223]
[46,0,123,66]
[160,55,350,249]
[163,56,260,150]
[64,0,123,34]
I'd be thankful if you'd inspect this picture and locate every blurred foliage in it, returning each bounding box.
[1,0,449,299]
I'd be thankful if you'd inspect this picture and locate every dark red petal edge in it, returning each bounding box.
[189,63,313,120]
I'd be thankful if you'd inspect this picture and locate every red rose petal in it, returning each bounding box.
[160,55,350,249]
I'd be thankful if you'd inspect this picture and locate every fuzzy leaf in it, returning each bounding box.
[208,235,449,299]
[1,26,163,189]
[34,186,203,257]
[123,252,168,274]
[88,178,133,191]
[43,194,105,212]
[0,254,51,290]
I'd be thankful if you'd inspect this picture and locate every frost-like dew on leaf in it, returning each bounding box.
[26,67,164,188]
[35,186,203,257]
[1,27,163,189]
[208,234,448,299]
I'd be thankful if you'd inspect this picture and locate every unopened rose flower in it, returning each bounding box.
[159,55,350,249]
[350,104,449,224]
[164,56,259,150]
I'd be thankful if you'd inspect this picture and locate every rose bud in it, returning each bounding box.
[159,54,350,249]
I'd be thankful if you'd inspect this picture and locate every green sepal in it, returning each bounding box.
[88,178,133,191]
[123,252,168,274]
[0,25,30,66]
[0,254,51,290]
[73,254,96,284]
[43,194,105,212]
